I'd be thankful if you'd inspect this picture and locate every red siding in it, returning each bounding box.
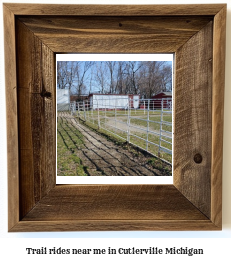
[151,92,172,109]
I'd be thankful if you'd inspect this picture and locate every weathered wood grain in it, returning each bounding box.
[22,185,207,221]
[16,20,40,217]
[16,19,56,218]
[19,16,213,34]
[211,5,226,228]
[11,220,219,232]
[41,98,56,197]
[174,22,213,218]
[30,94,43,203]
[18,16,213,53]
[4,3,226,231]
[14,184,218,231]
[4,3,225,16]
[3,4,19,231]
[37,35,187,53]
[41,44,56,197]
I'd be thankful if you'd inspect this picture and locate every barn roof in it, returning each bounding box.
[153,92,172,97]
[89,93,140,97]
[162,92,172,96]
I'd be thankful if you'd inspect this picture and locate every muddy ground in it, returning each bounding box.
[57,113,171,176]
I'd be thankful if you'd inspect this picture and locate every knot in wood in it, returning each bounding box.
[40,90,52,99]
[194,153,203,164]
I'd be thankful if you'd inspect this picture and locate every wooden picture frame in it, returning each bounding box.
[4,3,226,231]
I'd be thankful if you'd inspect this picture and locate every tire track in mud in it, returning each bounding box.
[58,113,166,176]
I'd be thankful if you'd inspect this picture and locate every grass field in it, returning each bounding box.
[57,117,87,176]
[80,118,172,174]
[78,108,164,118]
[57,112,172,176]
[81,117,172,163]
[77,108,172,163]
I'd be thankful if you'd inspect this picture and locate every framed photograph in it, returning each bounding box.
[4,3,226,231]
[56,53,174,185]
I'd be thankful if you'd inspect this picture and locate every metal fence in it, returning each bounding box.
[69,97,172,163]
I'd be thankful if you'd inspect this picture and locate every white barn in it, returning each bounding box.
[57,89,70,104]
[57,89,70,111]
[89,94,139,110]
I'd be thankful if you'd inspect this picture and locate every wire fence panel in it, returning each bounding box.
[69,97,172,164]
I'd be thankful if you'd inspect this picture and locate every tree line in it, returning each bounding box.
[57,61,172,98]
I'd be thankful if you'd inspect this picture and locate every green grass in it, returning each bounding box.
[79,109,172,132]
[79,115,172,164]
[127,114,172,132]
[79,117,172,174]
[147,158,172,176]
[91,111,173,163]
[78,108,163,119]
[129,131,172,163]
[57,117,88,176]
[81,118,127,147]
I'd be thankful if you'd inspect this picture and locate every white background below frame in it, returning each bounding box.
[56,53,173,185]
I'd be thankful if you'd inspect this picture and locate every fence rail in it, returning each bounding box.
[68,97,172,163]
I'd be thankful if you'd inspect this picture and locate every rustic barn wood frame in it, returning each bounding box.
[4,3,226,232]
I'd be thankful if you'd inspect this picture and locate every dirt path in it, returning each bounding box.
[58,113,169,176]
[105,115,172,138]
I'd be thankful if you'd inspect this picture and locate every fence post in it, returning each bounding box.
[127,98,131,142]
[73,101,76,115]
[146,99,150,152]
[86,100,89,120]
[115,98,117,133]
[70,102,73,116]
[91,100,94,124]
[97,98,100,129]
[83,101,86,121]
[77,102,79,119]
[158,98,164,156]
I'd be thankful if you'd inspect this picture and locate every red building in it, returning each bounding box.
[151,92,172,109]
[70,94,89,102]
